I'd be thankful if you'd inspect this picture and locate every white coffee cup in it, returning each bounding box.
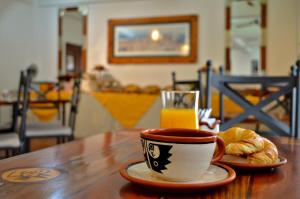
[141,128,225,182]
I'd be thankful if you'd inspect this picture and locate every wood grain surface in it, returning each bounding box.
[0,129,299,199]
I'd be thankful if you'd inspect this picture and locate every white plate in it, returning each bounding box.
[220,155,287,170]
[119,161,236,192]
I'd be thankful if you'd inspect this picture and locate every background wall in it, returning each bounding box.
[267,0,298,75]
[0,0,58,91]
[35,5,58,81]
[88,0,225,87]
[35,0,300,86]
[297,0,300,59]
[0,0,300,91]
[0,0,37,91]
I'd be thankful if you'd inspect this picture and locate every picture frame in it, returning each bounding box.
[108,15,198,64]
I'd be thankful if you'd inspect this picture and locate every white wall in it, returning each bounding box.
[37,0,299,85]
[1,0,300,91]
[88,0,225,86]
[267,0,298,75]
[298,0,300,58]
[0,0,59,91]
[0,0,37,91]
[35,6,58,81]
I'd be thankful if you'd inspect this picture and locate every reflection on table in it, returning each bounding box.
[0,129,298,198]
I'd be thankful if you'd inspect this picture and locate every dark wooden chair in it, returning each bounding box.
[172,60,213,108]
[0,71,29,157]
[29,80,64,121]
[206,65,300,137]
[30,81,61,100]
[24,78,81,152]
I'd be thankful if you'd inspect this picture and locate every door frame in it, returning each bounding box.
[225,0,267,73]
[58,7,88,75]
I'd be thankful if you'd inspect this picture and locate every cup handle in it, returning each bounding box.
[211,137,225,163]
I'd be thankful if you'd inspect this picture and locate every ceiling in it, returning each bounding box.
[37,0,156,7]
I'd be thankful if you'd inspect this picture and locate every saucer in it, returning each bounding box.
[220,155,287,170]
[119,161,236,192]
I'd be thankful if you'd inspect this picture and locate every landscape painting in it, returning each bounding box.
[114,23,190,57]
[108,15,198,63]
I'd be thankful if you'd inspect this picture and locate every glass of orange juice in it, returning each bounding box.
[160,91,199,129]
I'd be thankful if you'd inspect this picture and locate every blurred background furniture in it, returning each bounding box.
[24,78,81,152]
[29,80,63,122]
[206,64,300,137]
[172,60,215,109]
[172,70,203,108]
[0,71,29,157]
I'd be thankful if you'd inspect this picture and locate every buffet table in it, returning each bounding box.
[75,92,262,137]
[0,129,298,198]
[75,92,161,137]
[0,91,273,138]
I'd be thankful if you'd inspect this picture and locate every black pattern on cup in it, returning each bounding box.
[146,143,172,173]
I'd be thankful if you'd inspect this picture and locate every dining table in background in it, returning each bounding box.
[0,98,70,131]
[75,92,263,138]
[0,129,298,198]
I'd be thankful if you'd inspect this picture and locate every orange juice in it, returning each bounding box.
[160,108,199,129]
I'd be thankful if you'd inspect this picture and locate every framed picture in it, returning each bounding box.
[108,15,198,64]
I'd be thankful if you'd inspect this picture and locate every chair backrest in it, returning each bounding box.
[15,72,30,152]
[29,81,61,101]
[10,71,25,132]
[171,60,213,108]
[296,60,300,68]
[206,64,300,137]
[27,78,63,122]
[68,79,81,136]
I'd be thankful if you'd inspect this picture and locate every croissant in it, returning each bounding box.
[247,138,279,164]
[218,127,264,156]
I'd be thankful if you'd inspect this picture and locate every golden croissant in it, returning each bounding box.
[247,138,279,164]
[218,127,264,156]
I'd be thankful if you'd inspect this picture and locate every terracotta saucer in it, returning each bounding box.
[219,155,287,170]
[119,161,236,192]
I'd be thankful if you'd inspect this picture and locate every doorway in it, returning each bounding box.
[225,0,267,74]
[58,6,88,77]
[66,43,82,74]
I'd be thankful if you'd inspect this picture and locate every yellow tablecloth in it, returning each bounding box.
[92,92,259,128]
[211,94,260,116]
[30,91,71,122]
[93,92,158,128]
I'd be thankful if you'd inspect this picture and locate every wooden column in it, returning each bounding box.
[58,13,63,73]
[225,0,231,72]
[82,15,88,73]
[261,0,267,72]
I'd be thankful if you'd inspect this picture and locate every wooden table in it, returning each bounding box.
[0,129,299,199]
[0,99,70,106]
